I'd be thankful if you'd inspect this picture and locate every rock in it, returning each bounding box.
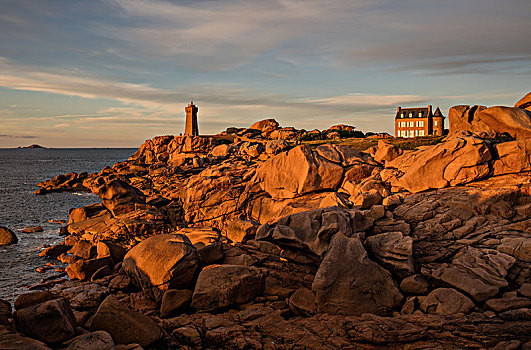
[176,227,223,265]
[0,226,18,245]
[68,240,95,259]
[256,207,364,258]
[312,233,403,315]
[224,219,258,243]
[122,234,198,301]
[160,289,193,318]
[497,236,531,262]
[485,297,531,312]
[21,226,43,233]
[432,247,516,302]
[256,145,344,199]
[288,288,316,316]
[210,144,233,158]
[14,291,58,310]
[39,244,70,257]
[347,314,426,344]
[90,296,162,347]
[420,288,475,315]
[66,257,112,280]
[240,142,264,158]
[515,91,531,110]
[364,231,414,278]
[265,140,289,155]
[493,139,531,176]
[96,179,146,216]
[61,283,108,310]
[400,275,430,295]
[66,331,114,350]
[474,106,531,139]
[191,265,265,310]
[0,299,11,326]
[518,284,531,298]
[374,140,403,164]
[448,105,487,134]
[96,241,127,263]
[319,192,350,209]
[351,189,382,209]
[14,297,76,344]
[250,119,279,132]
[0,325,51,350]
[385,134,492,193]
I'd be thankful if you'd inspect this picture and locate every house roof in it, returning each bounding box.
[395,107,431,119]
[433,107,444,118]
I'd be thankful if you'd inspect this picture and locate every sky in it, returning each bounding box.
[0,0,530,147]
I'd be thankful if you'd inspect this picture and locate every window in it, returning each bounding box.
[409,130,414,137]
[409,112,413,118]
[418,121,424,127]
[419,112,423,118]
[435,121,438,126]
[401,113,404,118]
[419,130,424,136]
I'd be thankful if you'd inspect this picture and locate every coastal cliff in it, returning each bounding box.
[1,96,530,349]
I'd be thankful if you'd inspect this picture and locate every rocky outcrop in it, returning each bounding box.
[420,288,475,314]
[515,91,531,110]
[0,226,17,245]
[449,104,531,139]
[383,133,492,193]
[312,233,403,315]
[122,234,198,301]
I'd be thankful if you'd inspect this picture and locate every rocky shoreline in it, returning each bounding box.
[1,94,531,349]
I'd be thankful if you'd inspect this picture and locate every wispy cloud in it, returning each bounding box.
[0,134,37,139]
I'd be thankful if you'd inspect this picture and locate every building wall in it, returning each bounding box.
[432,116,444,136]
[395,117,430,138]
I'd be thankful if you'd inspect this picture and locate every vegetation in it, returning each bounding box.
[300,135,445,151]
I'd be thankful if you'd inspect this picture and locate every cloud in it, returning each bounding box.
[0,134,37,138]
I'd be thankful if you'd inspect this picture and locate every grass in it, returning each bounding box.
[300,135,445,151]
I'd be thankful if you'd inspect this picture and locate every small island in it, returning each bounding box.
[17,144,46,149]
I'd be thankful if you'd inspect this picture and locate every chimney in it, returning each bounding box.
[397,106,401,112]
[428,105,432,115]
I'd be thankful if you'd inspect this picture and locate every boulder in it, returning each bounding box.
[420,288,475,314]
[256,145,344,199]
[364,231,414,278]
[400,274,430,295]
[0,226,18,245]
[385,134,492,193]
[432,247,516,302]
[210,144,233,158]
[39,244,70,257]
[493,139,531,175]
[448,105,487,135]
[160,289,193,318]
[373,140,403,164]
[485,297,531,312]
[288,288,316,316]
[96,179,146,216]
[515,91,531,110]
[68,240,95,259]
[90,296,162,347]
[191,265,265,310]
[312,233,403,315]
[250,119,279,132]
[224,219,258,243]
[449,105,531,139]
[0,325,51,350]
[66,331,114,350]
[66,257,112,280]
[14,291,58,311]
[265,140,289,155]
[256,207,365,258]
[122,234,198,301]
[240,142,264,158]
[14,297,76,344]
[96,241,127,263]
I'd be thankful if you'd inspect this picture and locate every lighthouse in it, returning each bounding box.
[184,101,199,136]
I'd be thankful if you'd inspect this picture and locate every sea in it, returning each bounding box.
[0,148,135,304]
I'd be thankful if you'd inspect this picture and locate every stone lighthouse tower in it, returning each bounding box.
[184,101,199,136]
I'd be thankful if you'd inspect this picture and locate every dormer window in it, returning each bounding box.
[418,112,423,118]
[409,112,413,118]
[401,112,404,118]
